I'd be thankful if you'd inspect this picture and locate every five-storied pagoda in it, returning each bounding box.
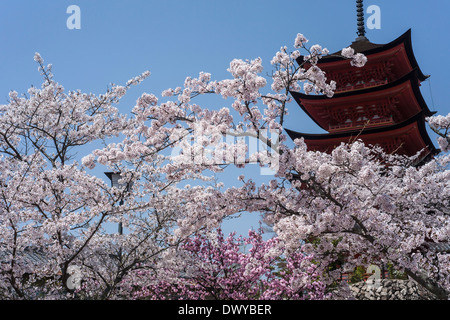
[286,0,439,165]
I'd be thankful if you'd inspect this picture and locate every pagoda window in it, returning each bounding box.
[327,59,395,93]
[328,102,397,132]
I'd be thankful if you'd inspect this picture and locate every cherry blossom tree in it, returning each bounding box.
[0,54,218,299]
[237,140,450,300]
[1,31,448,301]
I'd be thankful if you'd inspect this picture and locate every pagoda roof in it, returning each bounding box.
[289,68,436,131]
[297,29,428,82]
[285,112,439,159]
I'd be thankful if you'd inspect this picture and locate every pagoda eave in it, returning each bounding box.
[285,112,438,159]
[290,68,435,132]
[296,29,427,82]
[291,68,426,102]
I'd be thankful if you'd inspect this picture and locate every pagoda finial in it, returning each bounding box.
[356,0,367,41]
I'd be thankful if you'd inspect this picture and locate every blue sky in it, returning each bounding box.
[1,0,449,236]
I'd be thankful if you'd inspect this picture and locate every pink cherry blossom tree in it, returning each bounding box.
[132,228,327,300]
[131,229,326,300]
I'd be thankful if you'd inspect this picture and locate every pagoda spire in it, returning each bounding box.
[356,0,367,41]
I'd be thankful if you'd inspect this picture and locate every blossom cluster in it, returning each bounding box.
[427,113,450,152]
